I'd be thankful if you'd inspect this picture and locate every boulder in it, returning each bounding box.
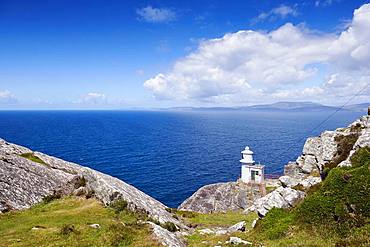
[301,155,318,174]
[279,187,305,206]
[279,176,299,188]
[283,161,304,179]
[226,237,252,245]
[299,176,321,188]
[198,228,214,235]
[227,221,246,233]
[249,187,305,216]
[178,181,263,213]
[89,224,100,229]
[251,218,258,228]
[147,222,187,247]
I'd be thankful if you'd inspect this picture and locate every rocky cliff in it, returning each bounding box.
[248,115,370,216]
[0,139,187,246]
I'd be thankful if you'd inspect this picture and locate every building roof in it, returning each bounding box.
[241,146,253,154]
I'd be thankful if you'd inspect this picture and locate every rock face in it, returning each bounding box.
[286,115,370,178]
[247,115,370,217]
[178,181,264,213]
[0,138,182,229]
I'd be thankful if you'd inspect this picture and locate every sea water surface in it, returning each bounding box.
[0,110,363,207]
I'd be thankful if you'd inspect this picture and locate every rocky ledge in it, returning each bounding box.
[178,181,263,213]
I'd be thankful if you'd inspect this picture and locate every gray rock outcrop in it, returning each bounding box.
[246,187,305,217]
[0,138,184,227]
[249,115,370,217]
[148,222,187,247]
[178,181,264,213]
[286,115,370,178]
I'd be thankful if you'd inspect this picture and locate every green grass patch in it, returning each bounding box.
[182,210,258,246]
[19,153,48,166]
[177,210,257,228]
[254,208,296,240]
[266,186,278,194]
[0,197,160,247]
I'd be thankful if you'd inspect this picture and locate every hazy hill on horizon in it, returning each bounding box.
[166,101,370,112]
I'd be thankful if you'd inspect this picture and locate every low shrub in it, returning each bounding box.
[60,224,78,235]
[85,189,95,199]
[42,192,62,204]
[175,210,196,218]
[165,208,177,214]
[110,199,128,214]
[74,176,86,189]
[107,223,134,246]
[163,222,177,232]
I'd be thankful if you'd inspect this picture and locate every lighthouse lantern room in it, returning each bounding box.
[240,146,264,183]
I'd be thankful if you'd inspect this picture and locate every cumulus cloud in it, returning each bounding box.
[136,6,176,23]
[0,90,17,104]
[144,3,370,105]
[252,5,298,24]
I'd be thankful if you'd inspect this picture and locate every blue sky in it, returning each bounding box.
[0,0,369,109]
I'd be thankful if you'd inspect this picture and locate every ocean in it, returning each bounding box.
[0,110,363,207]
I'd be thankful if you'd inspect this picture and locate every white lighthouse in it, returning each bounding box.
[240,146,264,183]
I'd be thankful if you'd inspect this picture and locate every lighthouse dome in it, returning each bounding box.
[240,146,254,164]
[241,146,253,155]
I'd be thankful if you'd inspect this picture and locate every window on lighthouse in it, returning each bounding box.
[251,170,258,180]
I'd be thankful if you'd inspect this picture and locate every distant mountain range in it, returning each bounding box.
[166,102,370,112]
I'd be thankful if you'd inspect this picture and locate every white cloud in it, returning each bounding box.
[252,5,298,24]
[0,90,17,104]
[79,92,107,104]
[136,6,176,23]
[144,3,370,105]
[315,0,339,7]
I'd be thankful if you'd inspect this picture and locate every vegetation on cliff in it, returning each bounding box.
[253,147,370,246]
[0,197,160,247]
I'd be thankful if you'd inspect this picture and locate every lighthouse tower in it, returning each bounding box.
[240,146,264,183]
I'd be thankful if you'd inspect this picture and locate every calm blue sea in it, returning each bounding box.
[0,110,363,207]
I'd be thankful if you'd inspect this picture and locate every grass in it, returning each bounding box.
[0,197,160,247]
[266,186,278,194]
[19,153,48,166]
[176,210,257,246]
[176,209,257,228]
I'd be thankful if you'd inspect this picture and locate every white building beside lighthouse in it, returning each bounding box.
[240,146,265,183]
